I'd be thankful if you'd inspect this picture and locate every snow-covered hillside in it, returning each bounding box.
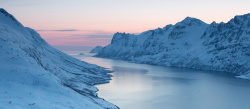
[90,46,103,53]
[96,14,250,79]
[0,9,118,109]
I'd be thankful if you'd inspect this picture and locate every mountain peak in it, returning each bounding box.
[176,16,207,26]
[233,13,250,21]
[183,16,194,21]
[0,8,20,25]
[226,13,250,26]
[238,13,250,18]
[0,8,8,15]
[89,46,103,53]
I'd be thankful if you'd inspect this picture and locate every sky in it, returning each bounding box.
[1,0,250,47]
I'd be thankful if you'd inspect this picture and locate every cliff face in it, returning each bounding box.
[96,13,250,79]
[0,9,117,109]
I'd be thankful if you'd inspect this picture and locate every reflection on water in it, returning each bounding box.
[71,52,250,109]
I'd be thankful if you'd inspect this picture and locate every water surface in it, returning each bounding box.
[71,52,250,109]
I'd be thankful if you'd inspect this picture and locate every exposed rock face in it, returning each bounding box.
[0,8,118,109]
[96,13,250,79]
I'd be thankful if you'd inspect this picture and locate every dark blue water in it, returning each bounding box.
[71,52,250,109]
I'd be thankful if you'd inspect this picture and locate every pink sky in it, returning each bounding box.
[1,0,250,46]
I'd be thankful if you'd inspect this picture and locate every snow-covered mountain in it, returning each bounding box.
[90,46,103,53]
[0,9,118,109]
[96,13,250,79]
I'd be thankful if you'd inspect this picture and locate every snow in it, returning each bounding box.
[96,13,250,80]
[0,8,118,109]
[89,46,103,53]
[235,75,250,80]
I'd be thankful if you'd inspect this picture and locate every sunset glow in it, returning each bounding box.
[2,0,250,46]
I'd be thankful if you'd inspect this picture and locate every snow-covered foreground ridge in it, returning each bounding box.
[0,9,118,109]
[96,13,250,79]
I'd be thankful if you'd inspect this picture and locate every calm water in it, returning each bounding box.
[70,52,250,109]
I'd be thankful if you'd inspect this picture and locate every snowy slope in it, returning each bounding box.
[90,46,103,53]
[96,14,250,79]
[0,9,118,109]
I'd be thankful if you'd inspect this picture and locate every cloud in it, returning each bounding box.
[38,29,115,46]
[37,29,79,32]
[36,29,115,36]
[52,29,79,31]
[87,35,113,38]
[71,34,113,39]
[69,30,114,39]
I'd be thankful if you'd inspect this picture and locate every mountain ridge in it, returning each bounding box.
[96,13,250,79]
[90,46,103,53]
[0,9,118,109]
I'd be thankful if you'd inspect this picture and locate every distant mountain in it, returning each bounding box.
[0,9,117,109]
[90,46,103,53]
[96,13,250,79]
